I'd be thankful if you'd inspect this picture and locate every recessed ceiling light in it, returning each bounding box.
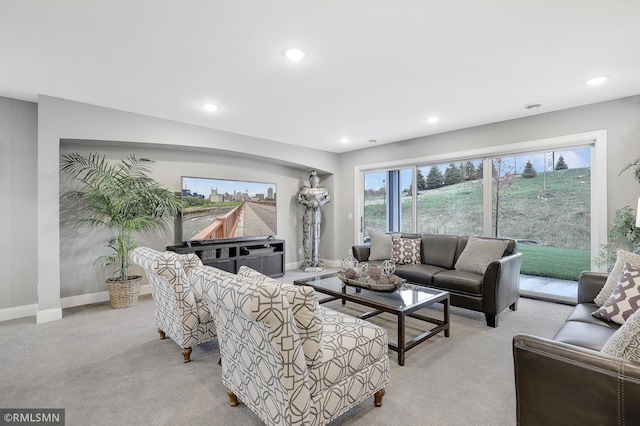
[339,137,349,143]
[284,48,307,61]
[201,103,219,112]
[426,116,440,124]
[586,76,608,86]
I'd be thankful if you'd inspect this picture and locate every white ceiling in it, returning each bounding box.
[2,1,639,153]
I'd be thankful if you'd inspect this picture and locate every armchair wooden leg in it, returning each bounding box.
[158,328,166,339]
[374,389,385,407]
[227,390,238,407]
[182,347,192,363]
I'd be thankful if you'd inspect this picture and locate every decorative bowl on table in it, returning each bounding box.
[338,257,406,292]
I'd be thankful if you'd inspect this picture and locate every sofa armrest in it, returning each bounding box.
[577,271,608,304]
[482,252,523,317]
[513,333,640,425]
[352,244,371,262]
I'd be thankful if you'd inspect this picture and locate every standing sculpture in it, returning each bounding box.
[297,170,330,271]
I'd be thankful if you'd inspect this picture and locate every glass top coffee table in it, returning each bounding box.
[294,273,450,366]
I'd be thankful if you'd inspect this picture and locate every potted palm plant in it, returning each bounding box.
[60,152,182,308]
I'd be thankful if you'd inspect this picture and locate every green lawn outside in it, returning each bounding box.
[518,244,591,281]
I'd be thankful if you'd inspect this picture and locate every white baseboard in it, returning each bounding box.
[0,285,153,323]
[37,307,63,324]
[0,303,38,322]
[285,259,340,271]
[61,291,110,308]
[60,284,152,308]
[322,259,341,268]
[285,262,300,271]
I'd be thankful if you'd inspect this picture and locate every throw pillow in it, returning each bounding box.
[594,250,640,307]
[454,236,510,274]
[391,236,421,265]
[368,229,393,261]
[592,263,640,325]
[237,266,324,364]
[601,307,640,362]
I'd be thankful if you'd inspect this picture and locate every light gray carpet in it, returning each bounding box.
[0,277,571,426]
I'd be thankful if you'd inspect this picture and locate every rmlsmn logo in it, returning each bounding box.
[0,409,64,425]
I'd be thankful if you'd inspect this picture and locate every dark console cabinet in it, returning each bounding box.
[167,239,285,278]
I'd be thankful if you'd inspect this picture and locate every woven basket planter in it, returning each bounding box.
[106,276,142,309]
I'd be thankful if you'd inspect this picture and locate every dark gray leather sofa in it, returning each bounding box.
[352,233,522,327]
[513,272,640,425]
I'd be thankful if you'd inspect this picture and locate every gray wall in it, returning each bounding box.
[0,97,38,310]
[2,93,640,318]
[334,95,640,260]
[36,95,339,321]
[59,141,319,297]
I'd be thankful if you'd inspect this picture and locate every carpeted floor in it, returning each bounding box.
[0,276,572,426]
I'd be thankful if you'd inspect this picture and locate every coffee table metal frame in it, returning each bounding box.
[293,273,450,366]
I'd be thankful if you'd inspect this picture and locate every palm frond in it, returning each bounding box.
[61,152,181,280]
[619,157,640,183]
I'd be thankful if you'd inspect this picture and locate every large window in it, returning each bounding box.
[356,131,607,284]
[364,168,412,237]
[416,160,483,236]
[492,148,591,281]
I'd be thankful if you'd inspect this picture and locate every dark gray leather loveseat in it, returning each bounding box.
[513,271,640,425]
[352,233,522,327]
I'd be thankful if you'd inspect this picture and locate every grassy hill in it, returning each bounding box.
[365,167,591,280]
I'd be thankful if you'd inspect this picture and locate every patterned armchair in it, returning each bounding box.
[192,265,390,426]
[130,247,216,362]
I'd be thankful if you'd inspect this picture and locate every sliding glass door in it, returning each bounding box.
[416,160,484,236]
[492,147,591,283]
[363,168,412,239]
[357,131,606,302]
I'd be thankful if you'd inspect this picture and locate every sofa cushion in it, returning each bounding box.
[454,236,509,274]
[307,306,388,396]
[368,229,394,261]
[601,308,640,362]
[566,303,620,328]
[237,266,324,365]
[592,263,640,325]
[421,234,460,269]
[391,236,421,265]
[394,264,447,286]
[553,321,618,351]
[594,250,640,307]
[432,270,483,296]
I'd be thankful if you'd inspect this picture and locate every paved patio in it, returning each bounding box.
[519,274,578,304]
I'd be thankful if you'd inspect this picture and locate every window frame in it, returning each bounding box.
[354,130,607,271]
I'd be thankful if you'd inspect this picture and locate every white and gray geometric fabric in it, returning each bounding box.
[602,306,640,362]
[237,266,324,365]
[594,249,640,307]
[592,263,640,325]
[194,265,390,426]
[129,247,216,356]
